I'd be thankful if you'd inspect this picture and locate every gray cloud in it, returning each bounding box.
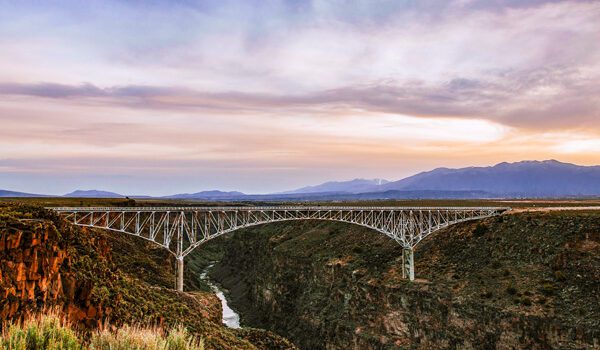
[0,83,106,98]
[0,83,185,98]
[318,67,600,128]
[1,64,598,130]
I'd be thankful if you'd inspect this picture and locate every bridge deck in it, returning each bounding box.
[50,206,511,212]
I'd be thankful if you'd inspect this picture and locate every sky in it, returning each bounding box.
[0,0,599,195]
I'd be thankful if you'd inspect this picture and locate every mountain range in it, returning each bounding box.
[162,190,245,200]
[2,160,600,200]
[281,178,389,194]
[376,160,600,197]
[64,190,125,198]
[0,189,47,197]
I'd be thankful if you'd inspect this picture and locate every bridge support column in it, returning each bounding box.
[176,256,184,292]
[402,248,415,281]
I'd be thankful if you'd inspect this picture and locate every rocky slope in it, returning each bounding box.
[211,212,600,349]
[0,203,296,349]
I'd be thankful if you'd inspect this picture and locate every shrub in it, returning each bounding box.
[480,291,493,299]
[90,325,204,350]
[553,270,567,282]
[506,286,517,295]
[0,311,204,350]
[0,311,80,350]
[352,246,364,254]
[473,223,489,237]
[165,326,202,350]
[540,283,556,296]
[90,286,111,304]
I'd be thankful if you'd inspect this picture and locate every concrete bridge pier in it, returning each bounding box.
[402,248,415,281]
[176,256,184,292]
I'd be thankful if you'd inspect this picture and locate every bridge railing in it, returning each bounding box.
[51,206,510,211]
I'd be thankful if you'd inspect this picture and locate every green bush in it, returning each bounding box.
[540,283,556,296]
[0,312,80,350]
[352,246,364,254]
[553,270,567,282]
[473,223,489,237]
[506,286,517,295]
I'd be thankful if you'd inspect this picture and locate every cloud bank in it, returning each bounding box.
[0,0,599,194]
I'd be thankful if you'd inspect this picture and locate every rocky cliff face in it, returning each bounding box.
[0,204,297,350]
[0,207,107,325]
[0,219,65,317]
[211,212,600,349]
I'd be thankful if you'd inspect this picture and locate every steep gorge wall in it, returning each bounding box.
[0,219,64,316]
[0,204,297,350]
[0,213,110,325]
[212,214,599,349]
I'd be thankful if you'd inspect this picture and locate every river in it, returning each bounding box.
[199,264,241,328]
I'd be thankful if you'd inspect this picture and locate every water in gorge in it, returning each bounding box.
[199,264,241,328]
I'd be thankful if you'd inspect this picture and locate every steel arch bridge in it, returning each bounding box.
[51,206,509,291]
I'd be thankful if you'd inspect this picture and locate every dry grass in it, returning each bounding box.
[90,324,204,350]
[0,311,79,350]
[0,311,204,350]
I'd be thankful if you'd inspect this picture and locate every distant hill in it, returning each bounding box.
[64,190,125,198]
[282,178,389,194]
[6,160,600,200]
[164,190,246,200]
[377,160,600,197]
[252,189,495,201]
[0,189,46,197]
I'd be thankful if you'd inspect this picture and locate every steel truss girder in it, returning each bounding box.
[53,206,508,287]
[53,206,508,257]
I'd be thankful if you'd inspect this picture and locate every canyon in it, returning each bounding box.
[206,212,599,349]
[1,202,599,349]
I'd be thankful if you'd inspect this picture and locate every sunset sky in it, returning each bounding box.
[1,0,599,195]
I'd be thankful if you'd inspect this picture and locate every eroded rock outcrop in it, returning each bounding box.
[0,204,298,350]
[0,218,72,319]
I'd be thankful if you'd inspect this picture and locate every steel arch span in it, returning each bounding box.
[50,206,509,290]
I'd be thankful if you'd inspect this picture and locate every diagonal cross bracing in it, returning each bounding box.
[52,206,508,256]
[50,206,509,288]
